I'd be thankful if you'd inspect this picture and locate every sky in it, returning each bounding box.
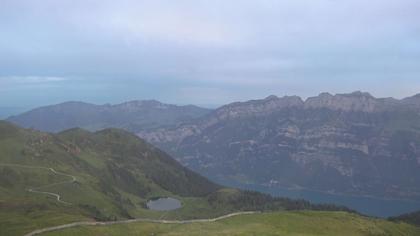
[1,0,420,111]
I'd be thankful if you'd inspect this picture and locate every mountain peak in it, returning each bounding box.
[346,91,374,98]
[265,95,279,100]
[214,95,303,120]
[8,100,211,133]
[305,91,378,112]
[318,92,333,98]
[120,99,163,107]
[114,100,173,112]
[402,93,420,107]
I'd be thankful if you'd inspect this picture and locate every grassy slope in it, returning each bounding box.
[1,121,323,235]
[42,211,420,236]
[0,121,223,235]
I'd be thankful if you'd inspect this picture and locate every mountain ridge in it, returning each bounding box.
[137,92,420,202]
[7,100,212,133]
[216,91,419,115]
[5,92,420,201]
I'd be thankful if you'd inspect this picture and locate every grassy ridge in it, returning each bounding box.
[42,211,420,236]
[0,121,225,235]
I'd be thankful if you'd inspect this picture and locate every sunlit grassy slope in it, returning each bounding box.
[43,211,420,236]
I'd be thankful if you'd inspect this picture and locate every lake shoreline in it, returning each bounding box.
[216,179,420,218]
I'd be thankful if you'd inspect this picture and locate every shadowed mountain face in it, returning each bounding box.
[7,100,211,133]
[138,92,420,200]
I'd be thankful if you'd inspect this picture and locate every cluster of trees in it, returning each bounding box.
[207,190,355,213]
[79,204,116,221]
[389,210,420,226]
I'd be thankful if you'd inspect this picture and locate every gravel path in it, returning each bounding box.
[23,211,259,236]
[0,163,76,204]
[0,163,259,236]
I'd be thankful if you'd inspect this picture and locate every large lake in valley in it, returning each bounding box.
[219,180,420,218]
[147,197,182,211]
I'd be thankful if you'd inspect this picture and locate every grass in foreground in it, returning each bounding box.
[42,211,420,236]
[0,205,88,236]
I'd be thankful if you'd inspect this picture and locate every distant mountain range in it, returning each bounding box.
[7,100,211,132]
[137,92,420,200]
[6,92,420,200]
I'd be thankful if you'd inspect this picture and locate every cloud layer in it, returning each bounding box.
[1,0,419,107]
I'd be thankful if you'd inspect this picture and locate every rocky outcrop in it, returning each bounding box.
[214,95,304,119]
[304,92,378,112]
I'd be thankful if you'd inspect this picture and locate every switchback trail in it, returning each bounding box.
[0,163,260,236]
[0,163,76,204]
[24,211,259,236]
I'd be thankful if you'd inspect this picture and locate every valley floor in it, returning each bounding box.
[39,211,420,236]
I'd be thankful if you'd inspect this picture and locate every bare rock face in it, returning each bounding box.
[138,92,420,200]
[213,95,304,120]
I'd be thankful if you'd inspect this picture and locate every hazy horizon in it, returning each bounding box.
[2,89,420,120]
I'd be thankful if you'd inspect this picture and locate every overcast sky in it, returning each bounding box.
[1,0,420,110]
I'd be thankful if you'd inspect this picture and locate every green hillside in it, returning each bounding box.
[42,211,420,236]
[0,121,220,235]
[0,121,350,236]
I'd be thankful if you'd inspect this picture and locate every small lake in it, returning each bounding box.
[216,179,420,218]
[147,197,182,211]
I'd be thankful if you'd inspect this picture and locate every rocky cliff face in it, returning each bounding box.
[305,92,381,112]
[138,92,420,200]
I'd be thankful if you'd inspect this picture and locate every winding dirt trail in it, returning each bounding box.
[23,211,259,236]
[0,163,260,236]
[0,163,76,204]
